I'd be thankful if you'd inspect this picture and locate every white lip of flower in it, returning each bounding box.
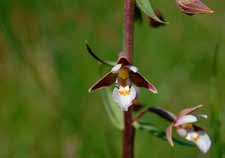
[111,64,122,73]
[174,114,211,153]
[186,131,211,153]
[112,85,136,111]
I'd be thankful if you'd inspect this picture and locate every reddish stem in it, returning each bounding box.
[123,0,135,158]
[123,107,135,158]
[123,0,135,63]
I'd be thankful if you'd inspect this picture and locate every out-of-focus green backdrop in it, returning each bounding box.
[0,0,224,157]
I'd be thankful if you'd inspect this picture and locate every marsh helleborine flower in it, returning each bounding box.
[176,0,214,15]
[89,57,157,111]
[166,105,211,153]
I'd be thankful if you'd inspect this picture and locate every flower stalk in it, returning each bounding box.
[123,0,135,63]
[87,0,213,156]
[123,0,135,158]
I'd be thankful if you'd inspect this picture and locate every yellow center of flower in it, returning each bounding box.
[118,68,129,80]
[180,123,193,128]
[118,89,130,96]
[192,133,200,142]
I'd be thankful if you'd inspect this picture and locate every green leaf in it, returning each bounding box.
[85,41,116,66]
[102,87,124,130]
[136,0,168,24]
[97,63,123,130]
[134,122,193,147]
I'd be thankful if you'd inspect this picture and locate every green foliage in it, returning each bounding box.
[102,87,124,130]
[135,122,193,147]
[0,0,224,158]
[136,0,167,24]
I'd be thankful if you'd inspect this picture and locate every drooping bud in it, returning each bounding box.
[176,0,214,15]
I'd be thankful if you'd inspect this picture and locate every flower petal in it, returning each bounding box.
[186,131,211,153]
[129,71,158,93]
[195,114,208,119]
[112,85,136,111]
[117,57,130,65]
[89,72,117,92]
[175,115,197,126]
[166,124,174,146]
[128,65,138,73]
[111,64,122,73]
[176,127,188,137]
[178,104,203,118]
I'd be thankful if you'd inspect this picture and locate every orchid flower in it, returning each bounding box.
[145,105,211,153]
[165,104,211,153]
[89,56,157,111]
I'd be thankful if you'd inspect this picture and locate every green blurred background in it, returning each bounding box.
[0,0,225,157]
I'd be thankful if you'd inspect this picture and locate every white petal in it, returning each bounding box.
[186,131,211,153]
[112,85,136,111]
[195,114,208,119]
[128,65,138,73]
[111,64,122,73]
[176,127,188,137]
[175,115,198,126]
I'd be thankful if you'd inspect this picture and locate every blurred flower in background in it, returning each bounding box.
[166,105,211,153]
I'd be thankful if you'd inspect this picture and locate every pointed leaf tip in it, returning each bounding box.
[136,0,169,24]
[147,10,167,28]
[85,41,115,66]
[88,87,92,93]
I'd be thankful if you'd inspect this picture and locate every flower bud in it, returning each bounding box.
[176,0,214,15]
